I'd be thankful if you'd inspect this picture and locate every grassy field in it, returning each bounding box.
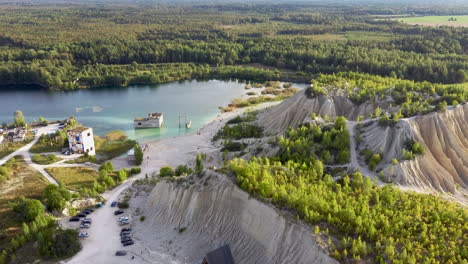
[31,154,62,165]
[64,155,97,164]
[29,139,64,154]
[269,33,346,41]
[0,132,34,159]
[345,31,396,42]
[395,16,468,27]
[45,167,99,191]
[0,157,49,251]
[95,130,136,161]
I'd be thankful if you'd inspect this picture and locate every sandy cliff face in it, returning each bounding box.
[357,104,468,195]
[138,171,336,264]
[256,88,467,199]
[389,105,468,194]
[257,89,377,135]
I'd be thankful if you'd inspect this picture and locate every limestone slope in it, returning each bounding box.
[392,104,468,193]
[257,89,377,135]
[138,171,336,264]
[358,104,468,195]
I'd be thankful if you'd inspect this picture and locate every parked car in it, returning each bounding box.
[80,223,91,229]
[82,210,92,215]
[111,201,117,207]
[118,216,129,222]
[115,251,127,256]
[119,221,129,226]
[114,210,124,215]
[122,240,134,246]
[85,208,94,212]
[121,237,132,243]
[69,217,80,222]
[82,218,92,224]
[121,227,132,232]
[120,233,131,237]
[76,213,86,218]
[78,232,89,238]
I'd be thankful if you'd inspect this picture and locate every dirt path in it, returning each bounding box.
[0,124,61,184]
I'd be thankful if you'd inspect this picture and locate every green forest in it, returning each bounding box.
[0,3,467,90]
[227,117,467,263]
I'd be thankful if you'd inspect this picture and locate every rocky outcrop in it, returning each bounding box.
[138,171,336,264]
[257,89,377,135]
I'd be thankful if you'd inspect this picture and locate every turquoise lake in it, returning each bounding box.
[0,80,308,142]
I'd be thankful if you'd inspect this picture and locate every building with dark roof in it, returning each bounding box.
[201,245,235,264]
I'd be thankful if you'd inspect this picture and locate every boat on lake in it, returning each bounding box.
[134,112,164,128]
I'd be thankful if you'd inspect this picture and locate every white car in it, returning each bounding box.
[80,223,91,229]
[78,232,89,238]
[118,217,129,222]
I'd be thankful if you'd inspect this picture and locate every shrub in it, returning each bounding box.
[134,144,143,165]
[12,198,45,222]
[196,153,204,172]
[221,141,247,152]
[118,201,129,209]
[130,167,141,175]
[337,150,350,164]
[38,228,81,258]
[117,169,128,182]
[140,216,145,222]
[159,166,175,177]
[43,184,71,212]
[99,161,114,172]
[174,165,194,176]
[411,142,426,155]
[436,101,447,112]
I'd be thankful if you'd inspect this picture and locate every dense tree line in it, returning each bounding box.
[227,157,467,263]
[0,5,466,90]
[308,72,467,117]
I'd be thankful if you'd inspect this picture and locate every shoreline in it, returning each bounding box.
[112,100,282,171]
[66,100,281,264]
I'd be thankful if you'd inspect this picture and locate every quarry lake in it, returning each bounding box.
[0,79,308,141]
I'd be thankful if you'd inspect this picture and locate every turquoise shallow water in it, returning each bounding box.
[0,79,307,141]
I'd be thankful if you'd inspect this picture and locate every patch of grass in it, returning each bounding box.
[274,33,346,41]
[45,167,99,191]
[0,133,34,159]
[0,158,49,251]
[64,155,97,164]
[104,130,127,141]
[29,133,67,154]
[94,131,136,161]
[394,15,468,27]
[345,31,396,42]
[31,154,62,165]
